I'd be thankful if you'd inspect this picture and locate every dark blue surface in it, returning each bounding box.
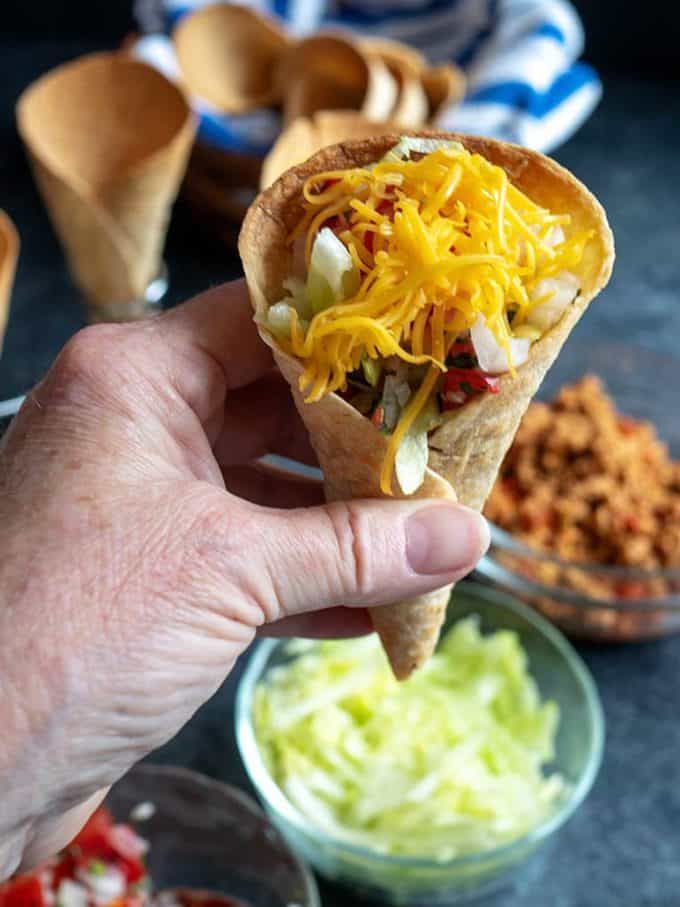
[1,39,680,906]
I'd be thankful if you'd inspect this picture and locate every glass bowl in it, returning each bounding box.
[477,526,680,642]
[106,763,320,907]
[478,341,680,642]
[235,582,604,905]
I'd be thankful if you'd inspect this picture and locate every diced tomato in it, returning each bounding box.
[115,857,146,886]
[623,513,641,533]
[376,198,394,217]
[444,368,500,395]
[0,875,46,907]
[72,821,146,885]
[71,808,113,853]
[69,808,118,866]
[481,375,500,393]
[51,853,77,890]
[616,580,646,600]
[371,405,385,429]
[442,364,500,411]
[445,339,478,368]
[448,339,475,359]
[444,367,482,391]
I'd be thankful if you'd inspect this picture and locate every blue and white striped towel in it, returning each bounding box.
[133,0,601,158]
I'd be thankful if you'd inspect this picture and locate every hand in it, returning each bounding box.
[0,280,489,877]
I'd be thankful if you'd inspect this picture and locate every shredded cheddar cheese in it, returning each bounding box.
[278,143,592,494]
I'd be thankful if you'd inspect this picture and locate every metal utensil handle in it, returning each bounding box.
[0,394,25,419]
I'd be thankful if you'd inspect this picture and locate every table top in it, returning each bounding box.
[2,39,680,907]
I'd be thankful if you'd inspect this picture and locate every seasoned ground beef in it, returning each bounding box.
[485,375,680,577]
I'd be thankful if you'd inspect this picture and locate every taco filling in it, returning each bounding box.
[265,137,593,496]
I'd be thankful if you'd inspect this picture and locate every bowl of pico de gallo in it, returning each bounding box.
[0,765,319,907]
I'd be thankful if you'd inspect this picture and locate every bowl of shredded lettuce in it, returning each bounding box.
[236,582,603,905]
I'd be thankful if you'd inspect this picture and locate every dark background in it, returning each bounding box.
[1,0,679,399]
[1,3,680,906]
[3,0,680,75]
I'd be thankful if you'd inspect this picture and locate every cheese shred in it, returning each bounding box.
[277,143,592,493]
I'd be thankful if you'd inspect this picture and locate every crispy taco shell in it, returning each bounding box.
[361,38,429,127]
[276,34,397,127]
[260,112,399,188]
[173,4,289,113]
[422,65,466,122]
[0,210,19,353]
[16,52,195,315]
[239,131,614,678]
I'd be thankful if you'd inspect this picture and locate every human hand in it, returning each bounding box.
[0,280,488,877]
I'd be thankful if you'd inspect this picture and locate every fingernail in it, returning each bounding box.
[406,504,490,575]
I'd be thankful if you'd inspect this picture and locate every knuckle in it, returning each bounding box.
[174,487,274,623]
[47,324,125,399]
[327,501,373,599]
[180,488,255,584]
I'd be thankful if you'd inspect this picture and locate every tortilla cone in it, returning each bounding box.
[260,112,399,188]
[422,64,466,122]
[361,38,429,127]
[16,52,195,316]
[276,35,398,127]
[0,210,19,354]
[173,4,289,113]
[239,131,614,679]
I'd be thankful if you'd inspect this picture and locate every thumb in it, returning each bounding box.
[242,498,490,623]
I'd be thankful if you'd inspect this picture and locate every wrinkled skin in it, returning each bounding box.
[0,281,488,877]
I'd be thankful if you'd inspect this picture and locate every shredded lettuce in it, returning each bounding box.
[394,397,441,495]
[395,427,428,495]
[267,230,360,337]
[283,276,312,319]
[254,618,563,860]
[383,136,464,163]
[306,227,360,314]
[267,302,296,339]
[361,356,382,388]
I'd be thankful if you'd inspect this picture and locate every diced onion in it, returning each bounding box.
[528,272,580,333]
[56,881,88,907]
[77,866,126,906]
[471,314,530,374]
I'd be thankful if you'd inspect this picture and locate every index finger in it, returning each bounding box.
[158,278,274,390]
